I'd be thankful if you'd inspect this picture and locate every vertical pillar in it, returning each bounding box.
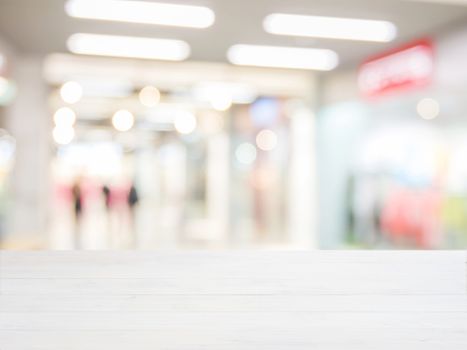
[5,55,51,247]
[287,106,318,248]
[206,131,229,245]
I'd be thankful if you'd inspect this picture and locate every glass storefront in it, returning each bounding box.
[46,60,317,250]
[319,90,467,249]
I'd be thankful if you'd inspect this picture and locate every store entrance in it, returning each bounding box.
[46,55,318,250]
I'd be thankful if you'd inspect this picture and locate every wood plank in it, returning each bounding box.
[1,329,467,350]
[2,311,467,331]
[1,328,467,350]
[2,294,466,312]
[0,251,466,349]
[2,251,465,277]
[0,269,465,296]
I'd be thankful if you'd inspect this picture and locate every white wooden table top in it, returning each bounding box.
[1,251,466,350]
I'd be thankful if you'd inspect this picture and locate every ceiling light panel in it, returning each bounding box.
[66,0,215,28]
[264,13,397,42]
[227,44,339,71]
[67,33,190,61]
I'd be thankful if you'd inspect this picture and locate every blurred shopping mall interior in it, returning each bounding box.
[1,0,467,250]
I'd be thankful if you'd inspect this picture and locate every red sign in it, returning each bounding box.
[358,39,435,98]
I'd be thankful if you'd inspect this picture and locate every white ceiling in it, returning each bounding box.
[1,0,467,69]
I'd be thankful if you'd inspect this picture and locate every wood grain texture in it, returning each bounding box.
[1,251,466,349]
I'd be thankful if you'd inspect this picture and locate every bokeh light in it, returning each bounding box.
[112,109,135,131]
[256,129,278,151]
[60,81,83,104]
[210,94,232,111]
[53,107,76,127]
[174,111,197,134]
[139,86,161,107]
[53,125,75,145]
[235,142,257,165]
[417,98,440,120]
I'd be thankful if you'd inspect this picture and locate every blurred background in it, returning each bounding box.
[1,0,467,250]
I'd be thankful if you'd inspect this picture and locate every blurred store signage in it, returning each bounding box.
[250,97,281,128]
[0,53,5,74]
[0,53,17,105]
[358,39,434,98]
[0,77,16,106]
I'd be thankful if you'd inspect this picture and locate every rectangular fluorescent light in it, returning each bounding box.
[76,78,134,98]
[227,45,339,71]
[194,82,258,104]
[67,33,190,61]
[65,0,215,28]
[264,14,397,42]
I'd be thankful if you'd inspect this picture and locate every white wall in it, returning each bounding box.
[3,52,51,247]
[435,23,467,90]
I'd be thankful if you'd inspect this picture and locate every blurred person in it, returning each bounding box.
[102,184,111,211]
[127,181,139,247]
[345,174,356,245]
[101,183,113,246]
[71,177,83,249]
[105,179,135,248]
